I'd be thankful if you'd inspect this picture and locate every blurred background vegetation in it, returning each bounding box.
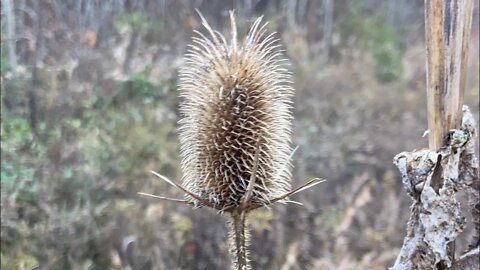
[1,0,478,269]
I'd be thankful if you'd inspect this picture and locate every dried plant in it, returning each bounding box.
[140,11,322,269]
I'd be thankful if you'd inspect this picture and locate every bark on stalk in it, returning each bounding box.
[425,0,474,150]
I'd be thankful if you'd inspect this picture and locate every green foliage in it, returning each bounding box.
[0,56,12,72]
[0,115,40,202]
[123,70,158,99]
[144,21,168,44]
[338,5,404,83]
[1,65,179,268]
[1,116,40,268]
[114,11,149,33]
[0,31,12,72]
[1,77,29,108]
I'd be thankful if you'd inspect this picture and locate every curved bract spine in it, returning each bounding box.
[178,11,294,213]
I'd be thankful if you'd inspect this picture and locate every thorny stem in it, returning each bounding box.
[229,211,250,270]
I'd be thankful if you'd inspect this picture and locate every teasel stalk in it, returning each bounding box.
[140,11,323,270]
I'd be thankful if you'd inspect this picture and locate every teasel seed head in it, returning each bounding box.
[139,11,323,270]
[178,11,294,213]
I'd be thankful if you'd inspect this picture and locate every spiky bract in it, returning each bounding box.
[178,12,293,213]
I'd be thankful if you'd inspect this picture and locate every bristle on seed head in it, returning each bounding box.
[178,11,294,213]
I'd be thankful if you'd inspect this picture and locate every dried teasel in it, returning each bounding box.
[140,11,323,269]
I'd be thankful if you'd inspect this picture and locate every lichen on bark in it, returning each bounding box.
[391,106,479,270]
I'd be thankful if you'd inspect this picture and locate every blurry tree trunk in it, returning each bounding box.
[287,0,297,27]
[297,0,308,24]
[28,0,42,134]
[122,1,144,74]
[391,0,478,269]
[123,30,140,74]
[3,0,18,69]
[321,0,333,65]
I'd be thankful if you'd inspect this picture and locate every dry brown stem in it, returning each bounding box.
[425,0,474,150]
[391,0,477,268]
